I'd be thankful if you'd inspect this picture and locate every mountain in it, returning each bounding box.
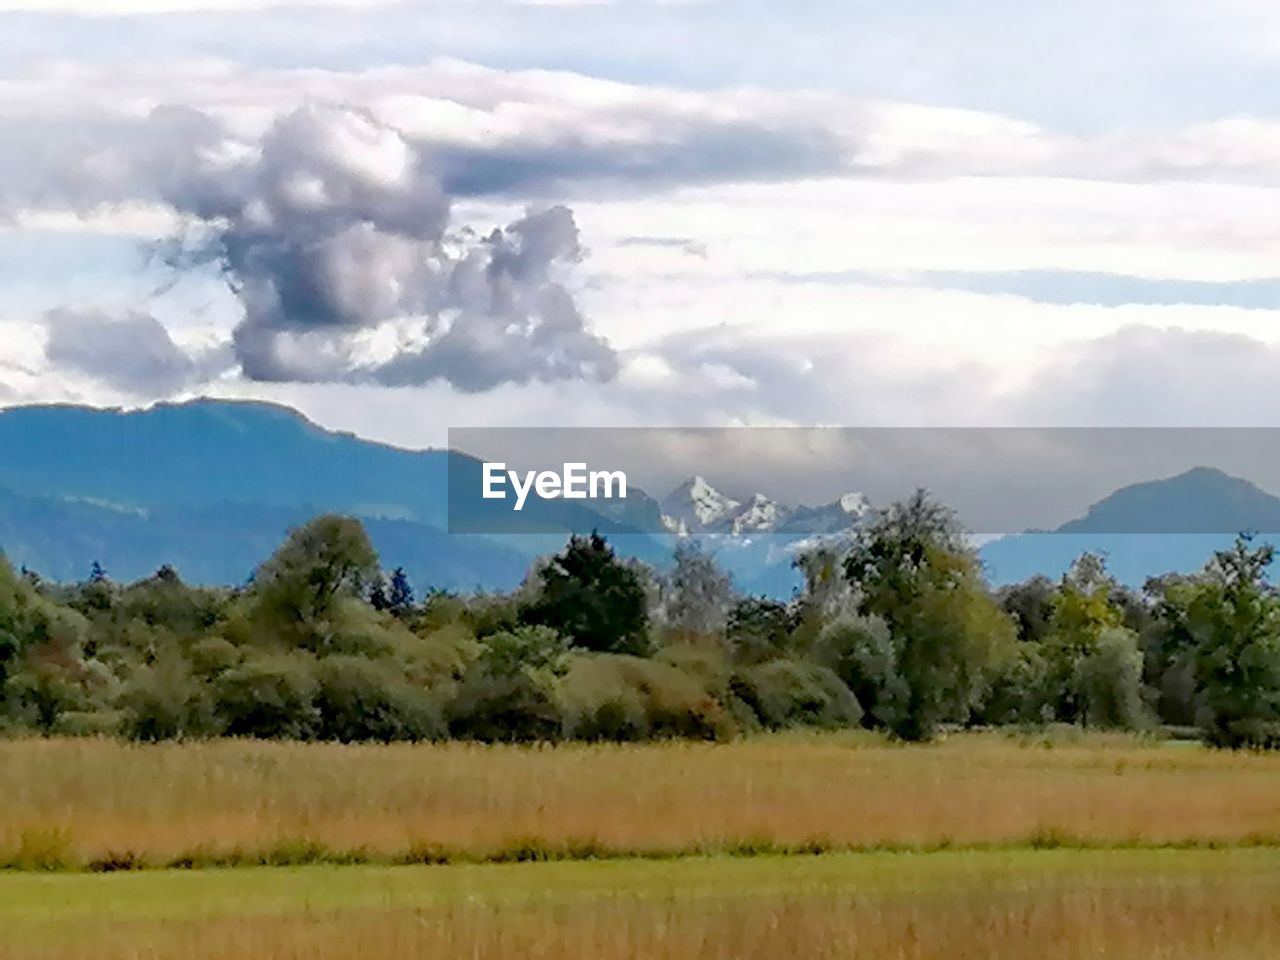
[659,475,870,537]
[981,467,1280,585]
[0,400,660,591]
[4,401,1271,595]
[1058,467,1280,534]
[660,476,743,535]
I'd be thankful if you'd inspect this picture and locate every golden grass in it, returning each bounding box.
[3,851,1279,959]
[3,731,1280,867]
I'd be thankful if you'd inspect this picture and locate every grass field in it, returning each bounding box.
[2,850,1279,959]
[4,732,1280,868]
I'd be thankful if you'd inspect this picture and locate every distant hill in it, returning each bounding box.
[3,401,1277,592]
[982,467,1280,585]
[1058,466,1280,535]
[0,400,657,591]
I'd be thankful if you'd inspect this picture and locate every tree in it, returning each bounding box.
[1040,554,1149,729]
[727,596,799,662]
[251,515,380,649]
[1178,536,1280,748]
[998,575,1056,644]
[842,490,1015,740]
[446,627,570,744]
[813,614,905,730]
[1072,626,1148,730]
[213,652,320,740]
[661,540,734,637]
[522,533,650,655]
[368,577,391,612]
[314,656,441,743]
[388,567,415,617]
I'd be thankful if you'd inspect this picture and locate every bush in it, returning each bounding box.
[559,654,733,741]
[119,652,217,741]
[733,659,863,730]
[446,671,563,743]
[813,615,904,730]
[213,652,319,740]
[314,656,442,743]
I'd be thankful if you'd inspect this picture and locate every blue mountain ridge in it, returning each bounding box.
[0,400,1276,592]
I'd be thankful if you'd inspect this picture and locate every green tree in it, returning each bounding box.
[522,533,650,655]
[813,614,905,729]
[1178,536,1280,748]
[843,490,1015,740]
[1043,554,1148,729]
[314,656,441,743]
[388,567,415,617]
[213,652,320,740]
[251,515,380,650]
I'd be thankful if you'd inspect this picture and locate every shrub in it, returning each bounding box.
[446,672,563,743]
[213,652,319,740]
[314,656,442,743]
[119,652,217,741]
[733,659,863,730]
[559,653,733,741]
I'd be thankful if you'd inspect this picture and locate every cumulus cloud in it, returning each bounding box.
[43,307,229,394]
[157,106,618,388]
[8,102,621,391]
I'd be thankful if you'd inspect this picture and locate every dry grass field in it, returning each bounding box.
[2,850,1278,959]
[3,731,1280,867]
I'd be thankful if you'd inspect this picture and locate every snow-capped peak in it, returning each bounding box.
[839,492,871,517]
[662,475,742,530]
[732,493,783,534]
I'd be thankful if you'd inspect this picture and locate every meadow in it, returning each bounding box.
[2,850,1279,959]
[4,731,1280,869]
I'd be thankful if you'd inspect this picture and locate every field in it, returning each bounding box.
[4,732,1280,958]
[4,732,1280,867]
[3,850,1279,959]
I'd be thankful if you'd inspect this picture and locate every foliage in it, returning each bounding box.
[1160,537,1280,749]
[249,515,380,650]
[3,510,1280,749]
[842,490,1017,740]
[522,533,650,655]
[314,656,441,743]
[660,540,734,638]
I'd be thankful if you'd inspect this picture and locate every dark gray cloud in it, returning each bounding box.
[426,123,849,198]
[43,307,228,395]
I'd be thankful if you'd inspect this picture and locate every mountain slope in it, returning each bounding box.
[982,467,1280,585]
[1059,466,1280,534]
[0,400,663,589]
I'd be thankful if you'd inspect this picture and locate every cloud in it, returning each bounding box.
[0,0,408,12]
[1008,326,1280,427]
[43,306,229,394]
[144,105,620,390]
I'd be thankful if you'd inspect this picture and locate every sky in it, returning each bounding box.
[5,0,1280,452]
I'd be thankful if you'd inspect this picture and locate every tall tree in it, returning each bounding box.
[1178,536,1280,748]
[388,567,415,616]
[661,540,734,637]
[843,490,1015,740]
[523,532,650,655]
[252,515,379,649]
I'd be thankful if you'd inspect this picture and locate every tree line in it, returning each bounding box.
[1,490,1278,748]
